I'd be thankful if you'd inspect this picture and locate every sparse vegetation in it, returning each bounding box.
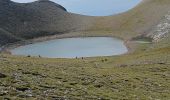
[0,0,170,99]
[0,43,170,99]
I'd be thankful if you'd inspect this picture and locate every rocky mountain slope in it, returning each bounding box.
[0,0,94,46]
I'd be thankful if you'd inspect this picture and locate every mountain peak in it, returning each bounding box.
[38,0,50,2]
[35,0,67,11]
[0,0,11,3]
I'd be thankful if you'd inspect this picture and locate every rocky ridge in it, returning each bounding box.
[148,11,170,42]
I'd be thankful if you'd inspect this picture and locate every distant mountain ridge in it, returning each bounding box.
[0,0,93,45]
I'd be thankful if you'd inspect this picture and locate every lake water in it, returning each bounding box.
[11,37,128,58]
[12,0,142,16]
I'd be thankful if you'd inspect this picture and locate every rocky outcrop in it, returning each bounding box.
[148,11,170,42]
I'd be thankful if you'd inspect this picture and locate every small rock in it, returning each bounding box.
[120,64,128,67]
[16,87,29,92]
[26,93,33,97]
[94,84,103,88]
[69,82,77,86]
[3,98,10,100]
[0,90,8,96]
[0,73,7,78]
[158,62,165,65]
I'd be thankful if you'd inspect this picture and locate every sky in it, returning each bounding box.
[11,0,142,16]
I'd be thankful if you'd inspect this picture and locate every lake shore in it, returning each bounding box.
[1,31,134,57]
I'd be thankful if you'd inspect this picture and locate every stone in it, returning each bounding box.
[0,73,7,78]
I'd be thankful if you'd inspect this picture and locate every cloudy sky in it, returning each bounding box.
[11,0,141,16]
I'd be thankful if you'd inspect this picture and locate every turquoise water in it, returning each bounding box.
[11,37,128,58]
[12,0,142,16]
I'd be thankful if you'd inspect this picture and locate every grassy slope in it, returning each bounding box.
[0,41,170,99]
[85,0,170,39]
[0,0,170,99]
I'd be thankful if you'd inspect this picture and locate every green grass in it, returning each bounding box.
[0,0,170,99]
[0,43,170,99]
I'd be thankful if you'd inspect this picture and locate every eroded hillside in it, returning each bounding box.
[0,0,94,45]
